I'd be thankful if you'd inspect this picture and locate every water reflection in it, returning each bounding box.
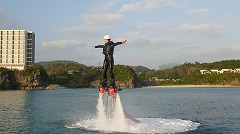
[0,90,29,133]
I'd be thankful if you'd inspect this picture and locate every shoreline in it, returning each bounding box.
[146,85,240,88]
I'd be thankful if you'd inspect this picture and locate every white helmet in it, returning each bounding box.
[103,35,111,40]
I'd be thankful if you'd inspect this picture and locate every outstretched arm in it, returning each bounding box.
[93,45,104,48]
[114,40,127,46]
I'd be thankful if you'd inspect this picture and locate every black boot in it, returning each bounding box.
[110,79,116,87]
[100,79,107,87]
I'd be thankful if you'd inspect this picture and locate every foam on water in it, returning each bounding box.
[66,93,200,133]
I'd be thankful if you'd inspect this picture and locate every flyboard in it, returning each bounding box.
[98,83,141,123]
[99,83,122,95]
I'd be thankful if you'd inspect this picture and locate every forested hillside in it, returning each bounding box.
[140,60,240,86]
[35,59,240,87]
[37,61,141,88]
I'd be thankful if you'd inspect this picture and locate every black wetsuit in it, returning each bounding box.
[95,41,123,84]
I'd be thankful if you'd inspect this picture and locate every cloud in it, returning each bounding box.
[41,40,83,50]
[38,40,83,62]
[0,11,17,29]
[150,36,174,45]
[174,23,224,35]
[93,1,117,12]
[186,8,210,18]
[62,25,103,36]
[117,32,196,51]
[150,36,196,50]
[228,44,240,52]
[62,13,124,35]
[149,44,240,66]
[83,13,124,26]
[119,0,173,13]
[119,32,150,46]
[135,22,163,29]
[37,39,99,65]
[191,45,240,63]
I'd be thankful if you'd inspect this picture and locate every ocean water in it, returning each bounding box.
[0,87,239,133]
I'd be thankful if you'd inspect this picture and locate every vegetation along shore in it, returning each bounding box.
[1,59,240,90]
[147,85,240,88]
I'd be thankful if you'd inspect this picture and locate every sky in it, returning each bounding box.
[1,0,240,69]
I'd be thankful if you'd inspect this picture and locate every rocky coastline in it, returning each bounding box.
[0,67,49,90]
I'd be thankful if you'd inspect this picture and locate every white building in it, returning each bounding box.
[210,69,219,73]
[200,69,209,74]
[235,68,240,73]
[200,68,240,74]
[0,30,35,70]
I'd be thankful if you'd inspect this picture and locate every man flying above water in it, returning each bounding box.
[93,35,127,87]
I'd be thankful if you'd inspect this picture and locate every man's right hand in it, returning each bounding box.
[122,40,127,44]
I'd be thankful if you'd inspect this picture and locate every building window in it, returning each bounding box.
[0,41,2,45]
[7,31,8,35]
[6,55,8,58]
[1,31,2,35]
[27,33,33,39]
[12,55,14,58]
[18,59,20,63]
[0,50,2,54]
[12,59,14,63]
[6,50,8,54]
[6,59,8,63]
[12,45,14,49]
[19,31,20,35]
[27,40,32,43]
[7,36,8,40]
[13,36,14,40]
[1,36,2,40]
[13,31,14,35]
[18,55,20,58]
[0,59,2,63]
[12,41,14,45]
[18,50,20,54]
[18,36,20,40]
[0,45,2,49]
[28,45,32,48]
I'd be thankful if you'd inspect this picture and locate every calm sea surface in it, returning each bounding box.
[0,87,240,134]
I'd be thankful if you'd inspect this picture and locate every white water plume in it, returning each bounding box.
[67,92,200,133]
[93,93,128,132]
[95,93,107,129]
